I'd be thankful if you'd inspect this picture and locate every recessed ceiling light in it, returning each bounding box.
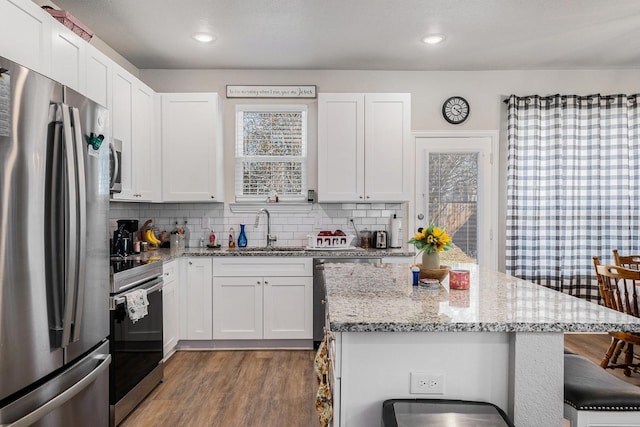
[421,34,446,45]
[192,33,216,43]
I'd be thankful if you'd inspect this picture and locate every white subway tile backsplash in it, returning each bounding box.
[109,201,406,248]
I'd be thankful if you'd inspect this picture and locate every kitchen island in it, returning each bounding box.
[323,262,640,427]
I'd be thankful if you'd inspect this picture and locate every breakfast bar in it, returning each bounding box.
[323,263,640,427]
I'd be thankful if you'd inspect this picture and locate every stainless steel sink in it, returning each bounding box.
[232,246,307,252]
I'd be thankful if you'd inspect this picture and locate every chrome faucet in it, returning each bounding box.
[255,208,277,247]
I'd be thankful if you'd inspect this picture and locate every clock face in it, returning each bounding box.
[442,96,470,124]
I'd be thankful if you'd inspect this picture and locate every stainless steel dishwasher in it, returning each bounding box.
[313,257,382,348]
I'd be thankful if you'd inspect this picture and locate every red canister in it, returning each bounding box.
[449,269,470,290]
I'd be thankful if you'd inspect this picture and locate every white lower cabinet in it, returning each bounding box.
[180,257,213,340]
[162,260,179,360]
[212,258,313,340]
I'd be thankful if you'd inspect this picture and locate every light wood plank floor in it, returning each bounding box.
[121,350,321,427]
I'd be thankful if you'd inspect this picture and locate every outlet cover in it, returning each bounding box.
[410,372,445,394]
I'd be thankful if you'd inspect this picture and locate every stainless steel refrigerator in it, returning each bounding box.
[0,55,111,426]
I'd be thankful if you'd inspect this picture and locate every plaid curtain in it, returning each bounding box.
[506,94,640,301]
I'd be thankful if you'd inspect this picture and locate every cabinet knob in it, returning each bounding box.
[359,195,363,199]
[189,261,193,265]
[366,195,370,199]
[257,280,261,285]
[264,281,269,285]
[210,195,215,199]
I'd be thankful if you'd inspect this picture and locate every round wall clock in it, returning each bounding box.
[442,96,470,124]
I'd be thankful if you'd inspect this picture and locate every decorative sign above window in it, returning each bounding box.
[226,85,317,99]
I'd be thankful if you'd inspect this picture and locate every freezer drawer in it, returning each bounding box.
[0,341,111,427]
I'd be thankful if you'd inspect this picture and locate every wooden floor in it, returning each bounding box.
[121,350,321,427]
[564,333,640,387]
[121,335,640,426]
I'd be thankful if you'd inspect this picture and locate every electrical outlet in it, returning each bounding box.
[202,216,210,229]
[410,372,445,394]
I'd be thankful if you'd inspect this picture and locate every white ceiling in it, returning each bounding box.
[49,0,640,71]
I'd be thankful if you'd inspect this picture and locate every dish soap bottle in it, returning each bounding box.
[238,224,247,247]
[209,229,216,246]
[228,227,236,248]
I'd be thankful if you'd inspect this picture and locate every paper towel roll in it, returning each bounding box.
[389,215,402,248]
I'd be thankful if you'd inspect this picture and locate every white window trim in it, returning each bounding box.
[235,104,308,202]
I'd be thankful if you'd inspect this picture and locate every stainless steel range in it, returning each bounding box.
[109,258,164,426]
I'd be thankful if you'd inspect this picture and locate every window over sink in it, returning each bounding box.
[235,105,308,202]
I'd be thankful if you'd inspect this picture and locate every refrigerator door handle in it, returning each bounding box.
[0,354,111,427]
[71,107,87,342]
[60,104,78,348]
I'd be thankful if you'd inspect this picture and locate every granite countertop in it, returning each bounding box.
[324,262,640,333]
[123,247,413,264]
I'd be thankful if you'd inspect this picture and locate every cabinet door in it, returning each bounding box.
[161,93,223,202]
[212,277,262,340]
[263,276,313,339]
[317,93,365,202]
[162,260,179,359]
[50,22,85,93]
[162,278,178,359]
[364,93,411,201]
[184,258,212,340]
[85,45,111,108]
[0,0,51,75]
[132,83,158,201]
[111,68,135,200]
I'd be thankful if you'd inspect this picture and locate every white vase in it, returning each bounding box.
[422,251,440,270]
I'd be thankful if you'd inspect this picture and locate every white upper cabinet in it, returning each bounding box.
[111,66,159,202]
[318,93,411,202]
[132,82,159,201]
[49,20,85,93]
[111,68,134,199]
[0,0,51,75]
[160,93,224,202]
[85,45,112,108]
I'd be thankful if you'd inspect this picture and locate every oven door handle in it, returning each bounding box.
[110,277,163,310]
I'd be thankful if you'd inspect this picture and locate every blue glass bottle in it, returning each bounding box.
[238,224,248,247]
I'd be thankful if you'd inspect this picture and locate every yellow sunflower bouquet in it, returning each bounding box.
[408,224,452,255]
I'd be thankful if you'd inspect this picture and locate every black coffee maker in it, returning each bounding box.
[112,219,139,256]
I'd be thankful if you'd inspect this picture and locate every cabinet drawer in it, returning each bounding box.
[163,260,177,283]
[212,257,312,277]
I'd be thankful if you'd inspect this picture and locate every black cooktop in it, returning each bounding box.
[110,258,147,274]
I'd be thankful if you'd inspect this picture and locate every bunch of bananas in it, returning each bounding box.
[145,228,161,245]
[141,219,161,245]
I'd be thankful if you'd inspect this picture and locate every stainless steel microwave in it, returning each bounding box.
[109,138,122,194]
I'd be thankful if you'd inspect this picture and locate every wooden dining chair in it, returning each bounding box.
[592,256,640,376]
[612,249,640,271]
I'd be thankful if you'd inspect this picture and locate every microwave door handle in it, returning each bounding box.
[60,104,78,348]
[71,107,86,342]
[109,140,118,190]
